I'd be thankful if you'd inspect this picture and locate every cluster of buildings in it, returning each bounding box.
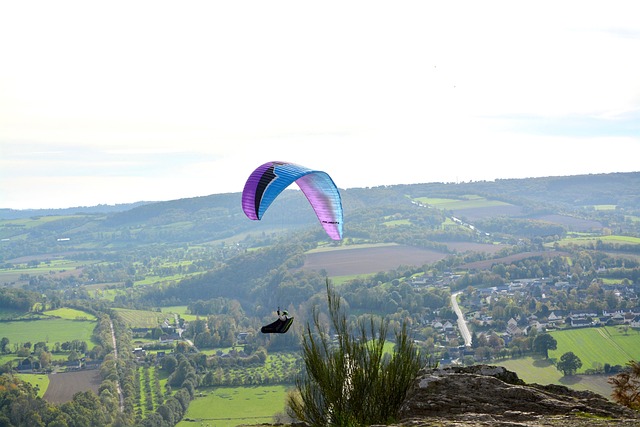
[410,274,640,363]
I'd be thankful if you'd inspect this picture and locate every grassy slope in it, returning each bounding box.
[500,326,640,400]
[176,385,289,427]
[548,326,640,371]
[498,357,614,399]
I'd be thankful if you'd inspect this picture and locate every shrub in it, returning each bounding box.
[287,280,429,426]
[609,360,640,410]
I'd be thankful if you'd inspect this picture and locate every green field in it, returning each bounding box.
[0,353,18,366]
[330,273,376,286]
[1,348,88,368]
[134,273,201,287]
[115,308,173,329]
[496,326,640,400]
[16,373,50,397]
[0,259,86,285]
[499,357,614,398]
[116,307,205,328]
[1,215,89,230]
[0,318,96,348]
[549,326,640,372]
[90,286,120,302]
[593,205,617,211]
[176,385,290,427]
[414,195,511,210]
[555,234,640,247]
[160,306,199,322]
[43,307,97,321]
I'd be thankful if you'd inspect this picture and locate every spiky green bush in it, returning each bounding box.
[287,281,430,426]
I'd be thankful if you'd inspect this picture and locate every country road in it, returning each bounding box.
[109,319,124,412]
[451,291,472,347]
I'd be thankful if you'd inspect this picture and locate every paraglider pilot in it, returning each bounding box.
[261,307,294,334]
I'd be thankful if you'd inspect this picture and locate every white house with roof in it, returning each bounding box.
[547,311,565,325]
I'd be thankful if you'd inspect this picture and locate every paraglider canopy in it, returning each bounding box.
[242,161,343,240]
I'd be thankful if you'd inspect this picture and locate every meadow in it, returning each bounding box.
[133,272,204,288]
[116,306,206,329]
[554,234,640,248]
[175,385,290,427]
[115,308,174,329]
[43,307,97,321]
[548,326,640,372]
[160,305,199,322]
[16,373,50,398]
[0,258,86,286]
[0,318,96,349]
[413,195,512,210]
[498,356,613,399]
[124,347,299,427]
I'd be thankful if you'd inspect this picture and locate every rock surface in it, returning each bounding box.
[244,365,640,427]
[390,364,640,426]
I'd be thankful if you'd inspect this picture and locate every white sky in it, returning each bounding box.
[1,1,639,209]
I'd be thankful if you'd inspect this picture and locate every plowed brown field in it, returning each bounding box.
[301,243,506,276]
[43,370,101,404]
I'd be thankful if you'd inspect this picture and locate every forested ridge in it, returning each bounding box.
[2,172,639,258]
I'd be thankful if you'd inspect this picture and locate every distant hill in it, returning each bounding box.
[0,201,154,220]
[396,172,640,210]
[4,171,640,220]
[1,172,639,262]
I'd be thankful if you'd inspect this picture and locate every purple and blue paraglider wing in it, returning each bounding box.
[242,161,343,240]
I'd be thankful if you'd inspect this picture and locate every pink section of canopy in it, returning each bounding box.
[241,161,343,240]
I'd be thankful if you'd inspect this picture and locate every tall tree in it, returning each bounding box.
[556,351,582,376]
[532,333,557,359]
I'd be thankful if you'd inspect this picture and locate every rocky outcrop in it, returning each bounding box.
[390,365,640,427]
[250,365,640,427]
